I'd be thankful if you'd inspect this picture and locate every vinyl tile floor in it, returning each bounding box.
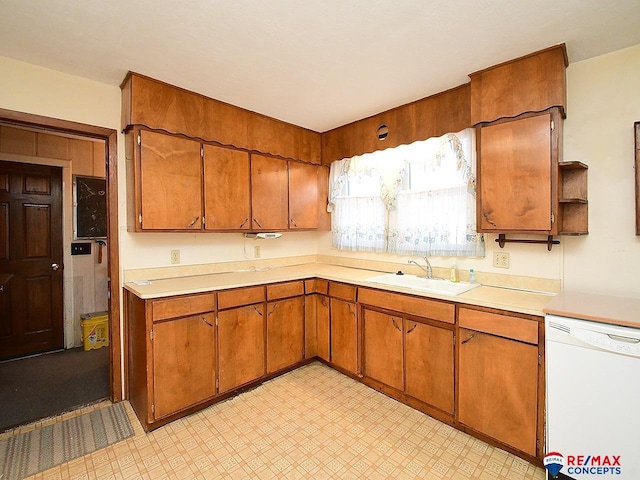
[6,362,546,479]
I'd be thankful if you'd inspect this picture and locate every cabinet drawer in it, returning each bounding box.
[304,278,328,295]
[458,308,539,345]
[267,281,304,301]
[328,282,357,302]
[152,293,216,322]
[218,286,265,310]
[358,288,455,324]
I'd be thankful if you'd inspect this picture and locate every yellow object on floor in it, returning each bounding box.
[80,312,108,351]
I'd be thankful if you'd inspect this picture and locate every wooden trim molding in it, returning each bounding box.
[0,108,123,402]
[635,121,640,235]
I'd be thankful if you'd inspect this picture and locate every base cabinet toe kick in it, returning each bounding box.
[125,280,544,464]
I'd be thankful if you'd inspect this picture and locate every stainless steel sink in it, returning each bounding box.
[366,273,480,296]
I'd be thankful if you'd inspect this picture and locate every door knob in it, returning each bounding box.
[51,263,60,271]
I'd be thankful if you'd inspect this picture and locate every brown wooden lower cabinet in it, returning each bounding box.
[362,307,454,415]
[126,281,543,463]
[266,296,305,373]
[405,320,454,414]
[457,308,541,458]
[218,303,266,393]
[152,314,217,418]
[362,309,403,390]
[330,298,358,374]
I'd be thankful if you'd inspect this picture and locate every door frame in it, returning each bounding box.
[0,107,122,402]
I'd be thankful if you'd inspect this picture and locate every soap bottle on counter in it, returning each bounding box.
[450,261,459,282]
[469,268,476,283]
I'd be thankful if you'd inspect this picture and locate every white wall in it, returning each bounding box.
[563,44,640,298]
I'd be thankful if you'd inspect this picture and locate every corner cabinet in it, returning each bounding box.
[477,108,588,237]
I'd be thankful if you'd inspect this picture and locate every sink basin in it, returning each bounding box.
[366,273,480,296]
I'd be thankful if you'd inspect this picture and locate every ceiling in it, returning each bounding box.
[1,1,639,132]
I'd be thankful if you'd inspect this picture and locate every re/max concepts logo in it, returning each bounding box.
[544,452,622,477]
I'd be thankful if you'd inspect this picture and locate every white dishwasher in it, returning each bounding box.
[545,314,640,479]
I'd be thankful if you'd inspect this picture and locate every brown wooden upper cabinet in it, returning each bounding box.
[477,108,587,235]
[477,112,554,233]
[469,44,567,125]
[289,161,319,229]
[251,154,289,231]
[203,144,251,230]
[122,72,321,164]
[137,130,203,230]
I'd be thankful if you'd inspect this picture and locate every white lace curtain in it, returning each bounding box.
[328,128,485,257]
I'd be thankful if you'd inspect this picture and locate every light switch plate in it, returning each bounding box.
[170,249,180,264]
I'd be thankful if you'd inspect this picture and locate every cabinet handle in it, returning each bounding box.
[201,316,213,327]
[391,318,402,332]
[320,297,328,307]
[290,218,297,227]
[188,216,200,228]
[267,304,277,316]
[253,305,263,316]
[239,218,249,229]
[253,218,263,228]
[347,304,356,317]
[461,333,475,344]
[482,213,497,227]
[406,323,417,334]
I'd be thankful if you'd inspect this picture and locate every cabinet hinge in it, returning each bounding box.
[215,315,218,327]
[201,146,204,158]
[151,403,155,414]
[202,217,206,226]
[137,134,141,146]
[538,353,542,365]
[550,120,555,132]
[150,329,154,341]
[551,212,555,224]
[216,378,219,390]
[139,213,143,225]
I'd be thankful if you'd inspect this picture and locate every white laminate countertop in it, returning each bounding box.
[124,264,555,316]
[544,291,640,329]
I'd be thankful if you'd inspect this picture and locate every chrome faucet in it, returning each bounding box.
[408,256,433,279]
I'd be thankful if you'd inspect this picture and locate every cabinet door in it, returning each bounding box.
[251,154,288,230]
[218,304,266,392]
[152,313,216,418]
[203,145,251,230]
[478,113,552,232]
[405,321,454,414]
[330,298,357,374]
[289,162,318,229]
[266,297,304,373]
[362,309,403,391]
[458,328,538,456]
[139,130,203,230]
[317,295,330,362]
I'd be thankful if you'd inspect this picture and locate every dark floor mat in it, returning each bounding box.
[0,347,109,432]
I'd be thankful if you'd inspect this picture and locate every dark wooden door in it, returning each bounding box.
[0,161,64,360]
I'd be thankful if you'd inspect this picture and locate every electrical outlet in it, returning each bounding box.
[493,251,510,269]
[170,249,180,264]
[254,246,261,258]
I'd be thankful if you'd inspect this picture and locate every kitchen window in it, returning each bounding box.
[328,128,484,257]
